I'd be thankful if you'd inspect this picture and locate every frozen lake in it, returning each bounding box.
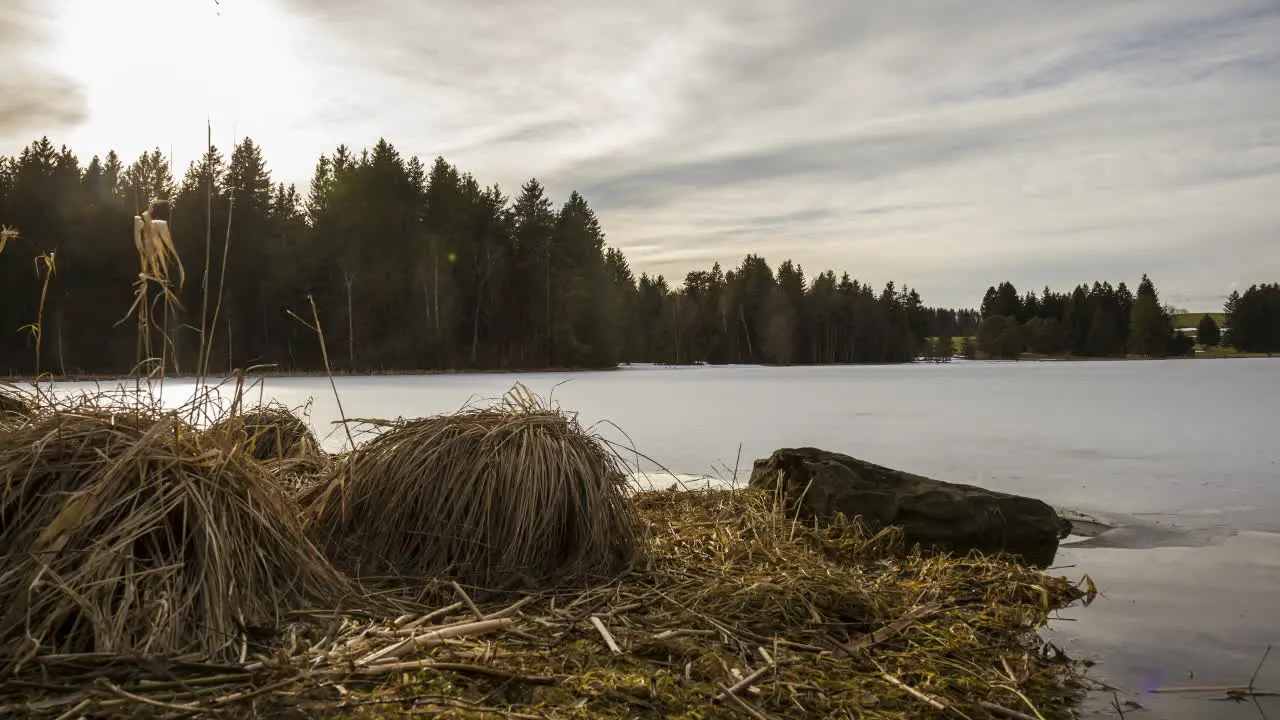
[38,358,1280,718]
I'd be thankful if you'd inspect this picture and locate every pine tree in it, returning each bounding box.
[1196,314,1221,347]
[1128,274,1173,357]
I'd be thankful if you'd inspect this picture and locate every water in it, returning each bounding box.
[45,358,1280,718]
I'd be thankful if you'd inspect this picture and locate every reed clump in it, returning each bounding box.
[209,401,322,462]
[304,385,642,592]
[0,399,352,671]
[0,386,32,423]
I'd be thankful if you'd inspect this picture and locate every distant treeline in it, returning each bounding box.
[974,278,1280,359]
[0,136,977,376]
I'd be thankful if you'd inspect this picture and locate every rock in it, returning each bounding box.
[748,447,1071,567]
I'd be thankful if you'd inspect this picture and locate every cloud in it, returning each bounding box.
[0,3,89,140]
[18,0,1280,308]
[266,0,1280,307]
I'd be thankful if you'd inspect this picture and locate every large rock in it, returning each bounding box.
[749,447,1071,567]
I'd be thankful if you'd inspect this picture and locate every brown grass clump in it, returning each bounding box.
[0,403,353,671]
[0,386,32,422]
[209,401,322,463]
[305,385,642,592]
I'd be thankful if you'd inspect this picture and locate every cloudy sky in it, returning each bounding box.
[3,0,1278,309]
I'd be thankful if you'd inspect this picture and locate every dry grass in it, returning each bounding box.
[209,401,322,463]
[0,385,32,422]
[0,487,1095,718]
[304,385,642,594]
[0,225,18,255]
[0,399,353,671]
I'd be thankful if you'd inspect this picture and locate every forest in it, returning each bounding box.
[974,278,1280,359]
[0,136,977,377]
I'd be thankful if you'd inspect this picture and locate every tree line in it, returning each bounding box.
[0,136,978,377]
[975,277,1279,359]
[1224,285,1280,353]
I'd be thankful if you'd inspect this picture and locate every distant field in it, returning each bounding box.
[1173,312,1226,329]
[924,337,971,355]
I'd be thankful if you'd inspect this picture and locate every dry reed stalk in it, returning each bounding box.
[0,225,19,254]
[304,384,642,592]
[196,120,214,382]
[0,402,353,670]
[17,252,56,377]
[118,199,185,374]
[200,174,235,379]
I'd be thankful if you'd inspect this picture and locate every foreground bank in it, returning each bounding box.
[0,387,1093,718]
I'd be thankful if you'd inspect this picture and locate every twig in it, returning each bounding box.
[717,682,770,720]
[358,618,514,665]
[52,699,91,720]
[654,628,716,640]
[715,660,782,702]
[1150,685,1251,694]
[590,615,623,654]
[308,294,355,452]
[1251,644,1273,690]
[833,605,941,656]
[209,677,301,706]
[345,660,556,684]
[484,595,536,620]
[881,672,947,711]
[97,678,201,713]
[980,700,1039,720]
[452,581,485,621]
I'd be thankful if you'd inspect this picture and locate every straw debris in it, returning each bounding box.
[0,486,1094,718]
[305,385,642,592]
[0,404,352,670]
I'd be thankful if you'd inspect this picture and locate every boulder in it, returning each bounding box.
[749,447,1071,567]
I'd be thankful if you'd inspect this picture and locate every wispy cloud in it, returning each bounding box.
[0,2,88,137]
[4,0,1278,308]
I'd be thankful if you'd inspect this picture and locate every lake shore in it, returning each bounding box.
[5,352,1276,384]
[0,365,620,383]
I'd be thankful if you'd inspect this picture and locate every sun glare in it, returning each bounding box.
[47,0,314,169]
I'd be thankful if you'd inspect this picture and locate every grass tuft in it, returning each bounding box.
[304,384,643,593]
[0,396,352,670]
[209,401,322,463]
[0,385,32,422]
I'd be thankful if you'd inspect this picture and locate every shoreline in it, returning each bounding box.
[5,353,1276,384]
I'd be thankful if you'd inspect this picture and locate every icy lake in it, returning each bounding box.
[46,358,1280,718]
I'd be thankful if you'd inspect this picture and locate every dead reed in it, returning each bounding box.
[0,487,1095,718]
[304,384,642,593]
[0,385,32,422]
[0,225,18,255]
[209,401,322,463]
[0,401,352,671]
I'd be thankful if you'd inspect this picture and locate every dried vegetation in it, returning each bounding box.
[0,385,32,423]
[304,386,642,593]
[0,400,353,675]
[0,442,1093,718]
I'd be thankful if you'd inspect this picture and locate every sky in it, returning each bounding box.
[2,0,1278,310]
